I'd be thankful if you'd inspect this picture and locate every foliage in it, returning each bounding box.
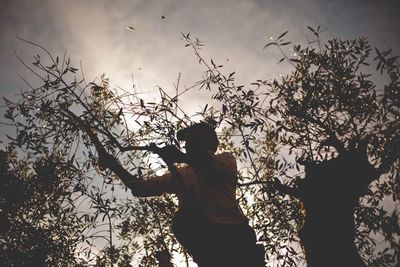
[2,38,195,266]
[264,31,399,266]
[1,29,399,266]
[0,147,89,266]
[182,29,399,266]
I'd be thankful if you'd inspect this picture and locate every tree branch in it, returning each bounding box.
[61,108,146,187]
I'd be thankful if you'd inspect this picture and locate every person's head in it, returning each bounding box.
[177,122,219,156]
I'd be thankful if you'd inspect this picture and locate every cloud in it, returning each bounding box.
[1,1,398,265]
[1,0,399,102]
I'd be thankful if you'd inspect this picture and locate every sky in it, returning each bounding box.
[1,0,399,266]
[1,0,400,111]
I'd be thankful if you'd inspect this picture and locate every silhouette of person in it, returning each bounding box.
[126,123,264,267]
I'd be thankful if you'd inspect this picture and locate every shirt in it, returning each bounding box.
[126,152,248,225]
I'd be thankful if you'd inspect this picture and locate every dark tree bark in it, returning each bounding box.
[294,144,378,267]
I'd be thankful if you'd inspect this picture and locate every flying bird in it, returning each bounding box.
[126,26,135,31]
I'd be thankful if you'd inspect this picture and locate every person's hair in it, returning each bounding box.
[177,122,219,152]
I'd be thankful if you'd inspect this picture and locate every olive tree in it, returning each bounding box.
[184,28,399,266]
[2,28,399,267]
[2,38,195,266]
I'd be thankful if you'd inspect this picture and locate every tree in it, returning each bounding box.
[261,31,399,267]
[2,38,197,266]
[181,29,399,266]
[0,147,90,266]
[2,30,399,266]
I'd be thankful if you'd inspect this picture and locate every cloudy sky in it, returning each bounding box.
[1,1,399,265]
[1,0,400,112]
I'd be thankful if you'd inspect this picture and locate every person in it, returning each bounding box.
[95,122,264,267]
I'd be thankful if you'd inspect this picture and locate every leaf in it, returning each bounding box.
[222,104,228,114]
[2,97,13,105]
[101,213,107,222]
[5,134,15,141]
[247,146,255,153]
[307,26,316,34]
[278,30,289,40]
[211,59,216,68]
[263,42,276,50]
[203,104,208,113]
[280,42,291,46]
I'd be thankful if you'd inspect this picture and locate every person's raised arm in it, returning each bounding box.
[62,108,138,188]
[63,108,188,196]
[77,120,178,196]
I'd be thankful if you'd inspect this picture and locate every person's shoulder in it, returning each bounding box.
[176,164,192,174]
[215,152,236,168]
[216,152,236,161]
[214,152,237,174]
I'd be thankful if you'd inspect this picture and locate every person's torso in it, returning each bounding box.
[176,159,248,224]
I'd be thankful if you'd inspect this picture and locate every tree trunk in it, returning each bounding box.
[297,147,377,267]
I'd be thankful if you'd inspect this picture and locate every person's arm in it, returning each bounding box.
[87,131,180,197]
[93,138,179,197]
[63,108,139,187]
[63,108,182,197]
[127,172,176,197]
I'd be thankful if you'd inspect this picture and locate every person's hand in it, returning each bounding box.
[153,144,187,165]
